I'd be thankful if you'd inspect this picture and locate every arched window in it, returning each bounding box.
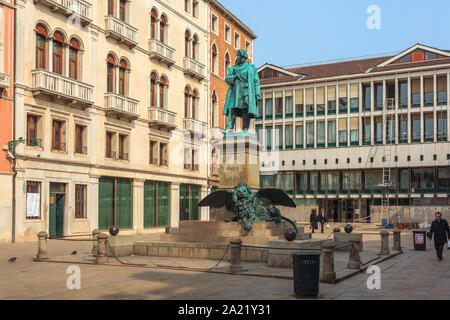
[52,31,65,75]
[192,89,198,119]
[184,86,191,118]
[211,90,218,128]
[192,35,198,60]
[160,15,167,44]
[118,59,128,96]
[225,52,231,76]
[185,30,190,57]
[36,24,48,69]
[69,38,80,80]
[211,44,218,74]
[159,76,168,109]
[150,72,157,107]
[151,9,157,39]
[107,54,116,93]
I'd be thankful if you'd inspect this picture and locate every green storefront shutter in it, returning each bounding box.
[190,185,201,221]
[98,178,114,230]
[117,179,132,229]
[179,184,190,221]
[144,181,156,228]
[157,182,170,227]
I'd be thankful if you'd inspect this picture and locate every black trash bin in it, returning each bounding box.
[292,252,321,298]
[413,230,427,251]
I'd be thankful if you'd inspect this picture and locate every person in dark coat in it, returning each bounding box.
[318,208,328,233]
[310,209,318,234]
[428,212,450,261]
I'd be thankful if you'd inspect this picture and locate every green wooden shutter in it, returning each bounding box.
[190,185,201,221]
[179,184,190,221]
[157,182,170,227]
[117,178,132,229]
[144,181,156,228]
[98,178,114,230]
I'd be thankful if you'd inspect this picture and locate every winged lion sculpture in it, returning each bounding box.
[198,183,299,238]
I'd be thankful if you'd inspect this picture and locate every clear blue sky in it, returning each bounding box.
[219,0,450,68]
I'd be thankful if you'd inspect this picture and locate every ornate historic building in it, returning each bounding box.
[207,0,256,188]
[7,0,216,242]
[257,44,450,222]
[0,0,14,242]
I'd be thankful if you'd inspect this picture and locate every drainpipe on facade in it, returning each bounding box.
[11,0,17,243]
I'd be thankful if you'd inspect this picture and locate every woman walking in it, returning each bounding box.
[310,209,318,233]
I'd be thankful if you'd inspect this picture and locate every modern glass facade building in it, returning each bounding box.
[256,44,450,222]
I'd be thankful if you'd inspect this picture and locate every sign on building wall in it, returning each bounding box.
[26,193,40,218]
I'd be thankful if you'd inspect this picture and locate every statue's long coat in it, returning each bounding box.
[223,62,261,118]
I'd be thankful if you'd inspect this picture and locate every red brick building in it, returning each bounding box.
[0,0,14,242]
[208,0,257,188]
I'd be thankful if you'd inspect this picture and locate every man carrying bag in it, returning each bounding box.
[428,212,450,261]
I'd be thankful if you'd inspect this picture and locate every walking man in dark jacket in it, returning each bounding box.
[428,212,450,261]
[310,209,318,234]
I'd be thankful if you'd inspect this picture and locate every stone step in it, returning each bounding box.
[159,233,283,246]
[168,227,287,238]
[178,220,291,230]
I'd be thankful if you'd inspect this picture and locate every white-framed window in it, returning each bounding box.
[234,31,240,50]
[245,40,252,58]
[224,24,231,44]
[211,13,218,34]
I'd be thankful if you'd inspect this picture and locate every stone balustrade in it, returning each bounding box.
[105,16,138,48]
[104,93,139,120]
[148,39,175,66]
[183,57,207,80]
[149,107,177,131]
[183,118,207,136]
[31,69,94,107]
[35,0,92,25]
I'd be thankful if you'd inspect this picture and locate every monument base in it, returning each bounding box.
[214,135,260,191]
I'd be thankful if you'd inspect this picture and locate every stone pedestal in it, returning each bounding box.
[267,239,329,268]
[215,136,260,190]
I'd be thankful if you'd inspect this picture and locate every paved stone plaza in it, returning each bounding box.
[0,230,449,300]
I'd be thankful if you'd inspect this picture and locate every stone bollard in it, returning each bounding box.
[320,242,336,283]
[229,239,243,274]
[347,239,362,269]
[36,231,49,261]
[392,230,402,252]
[96,233,108,265]
[91,229,101,255]
[380,230,390,256]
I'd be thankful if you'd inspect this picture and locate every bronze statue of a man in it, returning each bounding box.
[223,49,261,136]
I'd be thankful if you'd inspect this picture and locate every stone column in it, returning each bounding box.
[170,183,180,228]
[89,175,100,231]
[96,233,108,265]
[91,229,100,255]
[200,185,209,221]
[392,230,402,252]
[347,239,362,269]
[36,232,49,261]
[320,242,336,283]
[380,230,390,256]
[229,239,243,274]
[132,179,145,233]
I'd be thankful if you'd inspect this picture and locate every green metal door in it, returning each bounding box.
[179,184,190,221]
[49,193,64,238]
[190,185,200,221]
[157,182,170,226]
[116,179,132,229]
[98,178,114,230]
[144,181,156,228]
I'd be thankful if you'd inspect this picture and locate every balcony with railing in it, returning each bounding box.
[0,72,9,90]
[104,93,139,121]
[105,16,138,48]
[183,57,206,80]
[31,69,94,108]
[35,0,92,26]
[148,107,177,132]
[148,39,175,66]
[183,118,207,136]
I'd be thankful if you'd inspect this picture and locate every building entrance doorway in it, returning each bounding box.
[49,183,66,239]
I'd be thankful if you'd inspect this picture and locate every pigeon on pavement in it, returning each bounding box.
[8,257,17,263]
[71,250,77,255]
